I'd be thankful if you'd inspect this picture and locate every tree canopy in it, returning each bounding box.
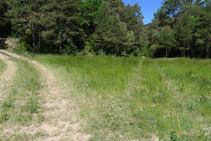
[148,0,211,58]
[0,0,145,56]
[0,0,210,58]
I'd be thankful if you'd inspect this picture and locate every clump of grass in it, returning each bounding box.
[0,113,9,123]
[0,59,41,125]
[0,59,6,74]
[0,59,8,124]
[0,132,46,141]
[35,55,211,140]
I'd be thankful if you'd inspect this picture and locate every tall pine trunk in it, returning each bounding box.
[183,42,186,58]
[102,44,104,55]
[206,46,210,59]
[187,41,190,57]
[32,23,35,53]
[60,45,63,55]
[38,27,41,53]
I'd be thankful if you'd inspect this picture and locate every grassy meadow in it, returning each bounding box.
[34,56,211,140]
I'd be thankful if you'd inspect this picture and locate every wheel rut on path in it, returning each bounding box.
[0,53,17,102]
[0,50,90,141]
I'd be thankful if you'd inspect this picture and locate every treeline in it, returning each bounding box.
[0,0,144,56]
[0,0,211,58]
[147,0,211,58]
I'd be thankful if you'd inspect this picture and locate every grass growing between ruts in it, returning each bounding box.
[0,58,41,125]
[131,59,211,140]
[34,56,211,140]
[0,59,6,75]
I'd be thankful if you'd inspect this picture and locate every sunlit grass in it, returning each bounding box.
[131,59,211,140]
[0,59,6,74]
[34,56,211,140]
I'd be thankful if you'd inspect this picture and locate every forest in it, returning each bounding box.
[0,0,210,58]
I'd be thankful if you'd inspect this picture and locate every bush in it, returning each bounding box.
[63,44,79,55]
[14,41,27,53]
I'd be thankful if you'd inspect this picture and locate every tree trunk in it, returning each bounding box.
[166,46,168,58]
[102,44,104,55]
[183,42,186,58]
[60,44,63,55]
[187,41,190,57]
[32,23,35,53]
[206,46,210,59]
[38,27,41,53]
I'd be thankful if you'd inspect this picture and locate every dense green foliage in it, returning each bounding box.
[35,56,211,140]
[148,0,211,58]
[0,0,210,58]
[0,0,144,56]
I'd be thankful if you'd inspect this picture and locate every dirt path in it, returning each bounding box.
[0,53,17,102]
[0,50,90,141]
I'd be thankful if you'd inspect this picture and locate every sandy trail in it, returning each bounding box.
[0,53,17,102]
[0,50,90,141]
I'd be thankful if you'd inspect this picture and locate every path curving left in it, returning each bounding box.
[0,50,91,141]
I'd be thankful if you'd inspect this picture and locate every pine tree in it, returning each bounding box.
[0,1,10,33]
[108,0,125,16]
[94,9,135,55]
[122,4,144,54]
[151,26,176,57]
[80,0,105,37]
[194,1,211,58]
[174,14,196,57]
[41,0,85,54]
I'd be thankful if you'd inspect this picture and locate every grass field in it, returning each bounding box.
[34,56,211,140]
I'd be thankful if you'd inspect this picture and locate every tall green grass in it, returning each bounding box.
[131,59,211,140]
[34,56,211,140]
